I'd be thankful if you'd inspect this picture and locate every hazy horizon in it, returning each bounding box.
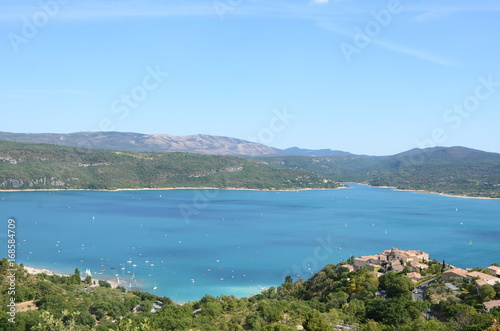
[2,129,499,157]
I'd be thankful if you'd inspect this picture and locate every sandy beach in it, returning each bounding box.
[24,266,68,277]
[23,266,121,289]
[0,185,346,193]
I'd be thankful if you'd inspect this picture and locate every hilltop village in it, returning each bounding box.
[347,248,500,312]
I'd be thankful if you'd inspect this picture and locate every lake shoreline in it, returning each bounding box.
[21,265,259,305]
[0,186,347,193]
[0,184,497,199]
[353,183,500,200]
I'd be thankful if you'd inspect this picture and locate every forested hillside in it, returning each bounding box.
[2,139,499,198]
[258,147,500,198]
[0,140,338,190]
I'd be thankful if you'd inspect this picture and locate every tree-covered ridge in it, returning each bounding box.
[2,139,499,197]
[1,256,500,330]
[0,140,338,190]
[257,146,500,198]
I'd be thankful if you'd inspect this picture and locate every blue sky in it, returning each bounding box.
[0,0,499,155]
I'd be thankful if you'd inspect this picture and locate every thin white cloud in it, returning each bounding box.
[320,23,460,67]
[31,90,95,95]
[373,40,460,67]
[414,10,450,22]
[0,0,372,23]
[407,2,500,22]
[405,2,500,13]
[1,1,499,22]
[0,1,215,21]
[0,90,96,98]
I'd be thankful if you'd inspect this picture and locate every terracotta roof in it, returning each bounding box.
[487,265,500,275]
[354,257,370,262]
[443,268,468,278]
[410,261,428,269]
[342,264,354,272]
[407,272,421,280]
[355,255,378,261]
[484,299,500,311]
[392,264,404,272]
[476,279,488,287]
[467,271,500,285]
[467,271,493,278]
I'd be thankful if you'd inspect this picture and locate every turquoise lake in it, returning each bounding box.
[1,184,499,303]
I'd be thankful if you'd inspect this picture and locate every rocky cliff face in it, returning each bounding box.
[0,132,280,156]
[1,177,71,188]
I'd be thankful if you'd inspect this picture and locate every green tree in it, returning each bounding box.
[480,285,496,302]
[246,312,265,329]
[282,275,294,291]
[201,301,222,317]
[261,325,296,331]
[379,272,414,299]
[303,309,330,331]
[98,280,111,288]
[360,320,384,331]
[446,303,477,329]
[257,300,283,323]
[326,291,349,309]
[342,300,366,324]
[84,275,92,284]
[365,298,414,326]
[69,268,81,285]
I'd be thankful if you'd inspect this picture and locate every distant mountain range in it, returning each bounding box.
[277,147,351,157]
[0,131,499,197]
[0,131,350,157]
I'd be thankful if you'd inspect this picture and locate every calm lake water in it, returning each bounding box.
[1,184,499,302]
